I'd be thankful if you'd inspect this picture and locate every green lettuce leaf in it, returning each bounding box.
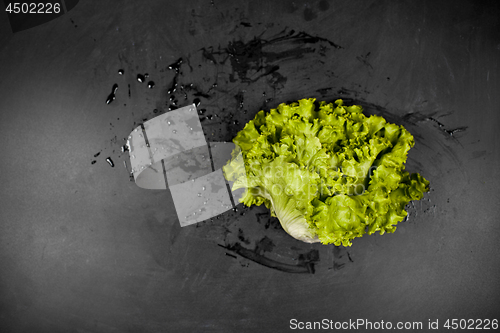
[223,98,430,246]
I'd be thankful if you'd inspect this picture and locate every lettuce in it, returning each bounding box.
[223,99,430,246]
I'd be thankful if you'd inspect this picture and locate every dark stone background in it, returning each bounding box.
[0,0,499,332]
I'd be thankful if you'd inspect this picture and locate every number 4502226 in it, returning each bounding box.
[444,319,498,330]
[5,2,61,14]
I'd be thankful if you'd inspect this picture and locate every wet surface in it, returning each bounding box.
[0,0,499,332]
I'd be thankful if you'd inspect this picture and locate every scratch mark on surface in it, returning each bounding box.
[442,54,455,81]
[356,52,373,70]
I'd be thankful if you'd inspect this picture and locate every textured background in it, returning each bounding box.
[0,0,499,332]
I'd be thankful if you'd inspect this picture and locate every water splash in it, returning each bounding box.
[106,157,114,167]
[106,84,118,104]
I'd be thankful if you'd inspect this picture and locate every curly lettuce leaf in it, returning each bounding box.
[224,98,430,246]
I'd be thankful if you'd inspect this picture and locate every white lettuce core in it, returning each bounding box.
[269,197,320,243]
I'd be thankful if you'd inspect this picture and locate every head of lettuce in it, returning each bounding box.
[223,98,430,246]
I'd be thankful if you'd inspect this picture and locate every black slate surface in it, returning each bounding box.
[0,0,499,332]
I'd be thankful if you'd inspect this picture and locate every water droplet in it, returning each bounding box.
[118,69,124,75]
[168,58,183,74]
[233,208,238,212]
[134,128,138,132]
[137,74,145,82]
[190,127,193,131]
[153,108,158,113]
[197,193,202,197]
[203,201,207,205]
[106,83,117,104]
[172,130,177,134]
[167,121,171,125]
[144,73,149,78]
[147,81,155,89]
[106,157,114,167]
[167,76,178,93]
[202,186,206,190]
[193,212,196,216]
[194,98,201,107]
[128,135,132,139]
[233,120,239,125]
